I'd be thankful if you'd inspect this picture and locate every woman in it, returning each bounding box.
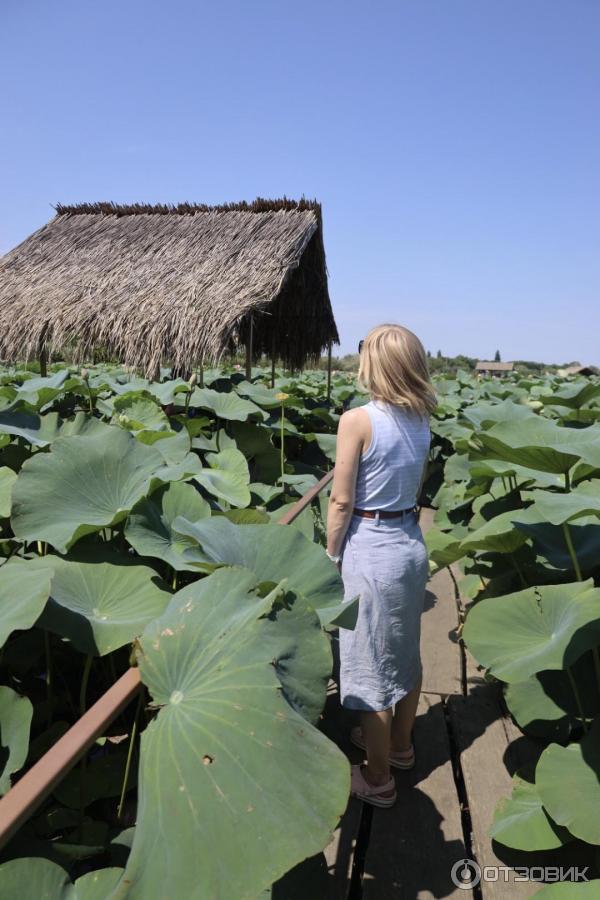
[326,324,435,808]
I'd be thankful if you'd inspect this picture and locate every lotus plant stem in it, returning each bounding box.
[509,553,527,588]
[216,417,221,452]
[78,654,94,837]
[592,647,600,698]
[562,523,582,581]
[275,392,289,488]
[108,653,118,685]
[44,631,53,727]
[79,654,93,717]
[566,666,588,733]
[117,691,143,821]
[172,569,178,591]
[564,469,571,492]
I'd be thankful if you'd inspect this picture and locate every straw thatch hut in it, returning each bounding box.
[475,360,514,377]
[558,365,599,377]
[0,199,339,375]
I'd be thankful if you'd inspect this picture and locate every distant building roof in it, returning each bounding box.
[559,365,599,377]
[475,361,514,372]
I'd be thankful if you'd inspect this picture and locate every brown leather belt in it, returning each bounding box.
[353,506,417,519]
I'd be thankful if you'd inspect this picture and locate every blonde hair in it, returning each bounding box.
[358,324,436,416]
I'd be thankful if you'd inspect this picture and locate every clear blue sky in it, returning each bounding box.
[2,1,599,365]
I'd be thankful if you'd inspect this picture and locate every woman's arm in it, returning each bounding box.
[326,409,368,558]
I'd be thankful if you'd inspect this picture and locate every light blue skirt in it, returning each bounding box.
[338,512,429,712]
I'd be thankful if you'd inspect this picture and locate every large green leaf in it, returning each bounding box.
[176,516,356,628]
[536,717,600,844]
[540,382,600,410]
[505,652,600,740]
[113,395,171,432]
[515,482,600,526]
[424,527,466,569]
[0,858,122,899]
[38,556,170,656]
[475,418,600,474]
[460,509,529,554]
[0,410,102,447]
[194,448,251,508]
[489,774,573,851]
[125,481,211,571]
[0,686,33,794]
[0,466,17,516]
[463,581,600,682]
[0,557,54,648]
[118,568,349,900]
[189,387,266,421]
[11,425,172,552]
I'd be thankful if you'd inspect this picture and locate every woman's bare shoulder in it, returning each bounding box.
[339,405,370,438]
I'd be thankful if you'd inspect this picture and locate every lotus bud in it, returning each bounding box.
[81,368,90,380]
[188,373,198,388]
[118,414,129,427]
[275,392,289,402]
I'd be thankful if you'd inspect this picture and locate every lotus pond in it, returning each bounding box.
[0,363,364,899]
[426,370,600,892]
[1,364,600,896]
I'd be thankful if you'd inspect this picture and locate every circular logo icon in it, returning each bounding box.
[451,858,482,890]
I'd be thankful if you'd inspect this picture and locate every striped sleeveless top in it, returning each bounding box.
[353,400,431,511]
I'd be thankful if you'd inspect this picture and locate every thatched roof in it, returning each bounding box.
[475,361,514,372]
[559,365,598,377]
[0,199,339,373]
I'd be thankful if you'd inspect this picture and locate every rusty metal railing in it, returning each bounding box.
[0,470,334,850]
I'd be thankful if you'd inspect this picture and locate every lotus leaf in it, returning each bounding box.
[463,581,600,682]
[460,509,529,554]
[0,557,54,648]
[176,516,357,628]
[194,447,251,507]
[514,482,600,526]
[0,466,17,516]
[188,386,265,420]
[125,481,211,571]
[119,568,349,900]
[536,717,600,844]
[38,556,170,656]
[0,686,33,794]
[11,425,174,552]
[489,774,572,851]
[0,857,122,899]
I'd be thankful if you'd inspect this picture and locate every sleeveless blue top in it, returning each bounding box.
[353,400,431,511]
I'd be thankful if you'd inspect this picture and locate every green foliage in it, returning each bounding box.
[0,362,356,895]
[425,367,600,874]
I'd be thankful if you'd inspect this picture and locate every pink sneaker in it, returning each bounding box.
[350,764,397,808]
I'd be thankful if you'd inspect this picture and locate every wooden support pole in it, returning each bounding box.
[39,346,48,378]
[326,340,333,404]
[245,316,253,381]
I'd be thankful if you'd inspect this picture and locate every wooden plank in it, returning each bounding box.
[421,566,462,697]
[362,694,472,900]
[448,690,539,898]
[320,655,365,899]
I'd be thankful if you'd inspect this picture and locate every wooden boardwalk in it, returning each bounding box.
[276,509,546,899]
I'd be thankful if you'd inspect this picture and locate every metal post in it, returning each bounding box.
[326,341,333,404]
[245,316,253,381]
